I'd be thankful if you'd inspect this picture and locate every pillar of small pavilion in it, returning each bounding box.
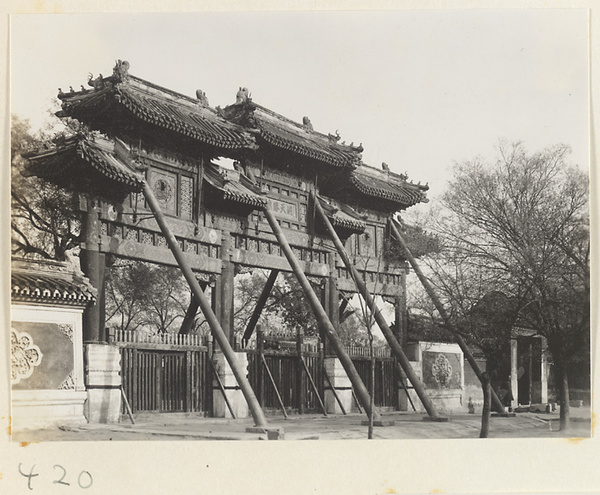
[80,197,107,343]
[79,196,121,422]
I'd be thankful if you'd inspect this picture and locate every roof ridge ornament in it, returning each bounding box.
[195,89,210,108]
[302,116,313,133]
[87,72,104,90]
[328,130,341,143]
[236,87,251,104]
[112,59,130,83]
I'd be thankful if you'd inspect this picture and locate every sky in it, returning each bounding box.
[10,10,589,203]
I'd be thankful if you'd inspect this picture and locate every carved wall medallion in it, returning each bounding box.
[151,170,177,215]
[11,328,43,385]
[431,353,453,389]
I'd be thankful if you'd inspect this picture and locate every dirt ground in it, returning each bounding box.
[11,406,592,442]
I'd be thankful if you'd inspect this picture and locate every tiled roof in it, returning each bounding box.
[11,258,97,307]
[58,75,256,151]
[203,164,267,209]
[350,165,429,208]
[253,105,362,168]
[318,196,366,233]
[221,99,362,169]
[23,135,145,196]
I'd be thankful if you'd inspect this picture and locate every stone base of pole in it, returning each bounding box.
[84,343,121,423]
[212,351,249,419]
[324,357,353,414]
[245,426,285,439]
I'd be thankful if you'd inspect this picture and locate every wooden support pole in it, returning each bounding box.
[339,297,350,323]
[179,296,200,335]
[142,182,268,428]
[313,195,440,418]
[390,218,506,414]
[242,270,279,345]
[261,355,288,419]
[397,370,417,412]
[120,385,135,424]
[301,357,327,416]
[257,328,265,406]
[179,282,207,335]
[263,206,378,420]
[352,388,363,414]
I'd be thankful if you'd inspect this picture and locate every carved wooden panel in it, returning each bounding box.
[180,175,194,220]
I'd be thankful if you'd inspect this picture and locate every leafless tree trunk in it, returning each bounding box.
[480,372,491,438]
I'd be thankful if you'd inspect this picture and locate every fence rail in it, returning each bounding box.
[109,329,205,347]
[345,345,392,358]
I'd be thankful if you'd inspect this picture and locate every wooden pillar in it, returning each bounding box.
[257,327,265,406]
[80,198,106,343]
[220,233,235,346]
[322,251,339,356]
[394,295,405,346]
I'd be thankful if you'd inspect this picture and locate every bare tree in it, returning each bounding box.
[11,114,82,261]
[434,141,589,430]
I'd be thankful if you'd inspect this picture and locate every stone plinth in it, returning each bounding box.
[84,343,121,423]
[11,302,88,430]
[212,351,249,418]
[324,357,353,414]
[12,390,88,430]
[404,342,466,415]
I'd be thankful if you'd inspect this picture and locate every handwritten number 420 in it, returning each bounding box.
[18,463,93,490]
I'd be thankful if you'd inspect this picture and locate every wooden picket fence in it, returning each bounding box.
[241,330,326,414]
[109,329,212,415]
[342,344,398,410]
[109,329,400,416]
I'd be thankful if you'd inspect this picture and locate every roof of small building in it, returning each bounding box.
[11,258,97,307]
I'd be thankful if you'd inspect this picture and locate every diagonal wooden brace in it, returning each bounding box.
[390,218,506,414]
[313,193,440,418]
[142,181,269,428]
[263,206,380,421]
